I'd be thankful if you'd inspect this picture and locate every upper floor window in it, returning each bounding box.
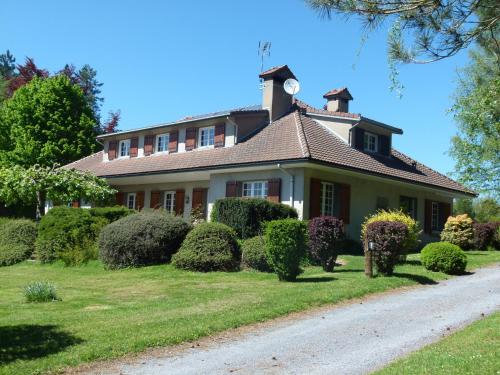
[119,139,130,157]
[242,181,268,198]
[400,196,418,220]
[364,132,378,153]
[431,201,440,231]
[157,133,169,153]
[127,193,136,210]
[321,182,335,216]
[163,191,176,214]
[199,126,215,148]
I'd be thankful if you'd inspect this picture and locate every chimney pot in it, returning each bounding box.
[323,87,353,113]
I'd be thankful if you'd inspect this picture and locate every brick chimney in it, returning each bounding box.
[259,65,296,121]
[323,87,353,113]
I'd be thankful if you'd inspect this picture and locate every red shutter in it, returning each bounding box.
[226,181,239,197]
[185,128,197,151]
[309,178,321,219]
[72,200,80,208]
[424,199,432,234]
[108,141,117,160]
[150,191,161,209]
[175,189,185,215]
[338,183,351,224]
[144,135,154,156]
[192,188,204,209]
[136,191,145,210]
[267,179,281,203]
[168,131,178,153]
[214,124,225,148]
[440,202,451,228]
[130,137,139,157]
[115,192,125,206]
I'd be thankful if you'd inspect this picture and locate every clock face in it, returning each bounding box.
[284,78,300,95]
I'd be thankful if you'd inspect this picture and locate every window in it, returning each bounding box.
[400,196,418,220]
[119,140,130,157]
[364,132,378,153]
[199,126,215,147]
[376,197,389,210]
[321,182,335,216]
[431,202,440,231]
[156,133,169,153]
[163,191,176,214]
[242,181,268,198]
[127,193,136,210]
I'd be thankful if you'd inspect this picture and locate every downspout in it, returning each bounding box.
[348,121,361,146]
[277,163,294,208]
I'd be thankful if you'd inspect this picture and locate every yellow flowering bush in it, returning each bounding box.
[440,214,474,250]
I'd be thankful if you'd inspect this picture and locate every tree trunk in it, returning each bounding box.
[36,190,46,220]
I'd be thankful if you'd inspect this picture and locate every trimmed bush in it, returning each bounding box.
[89,206,133,224]
[99,211,191,269]
[308,216,344,272]
[365,221,408,276]
[0,219,37,266]
[24,281,59,302]
[211,198,298,239]
[473,223,497,250]
[265,219,307,281]
[241,236,272,272]
[440,214,474,250]
[172,222,240,272]
[361,209,420,252]
[420,242,467,275]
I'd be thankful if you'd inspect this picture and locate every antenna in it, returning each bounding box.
[258,41,271,73]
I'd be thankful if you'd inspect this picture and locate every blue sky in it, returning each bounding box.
[2,0,469,175]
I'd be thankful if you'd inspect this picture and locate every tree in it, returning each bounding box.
[454,198,475,218]
[473,197,500,222]
[102,110,121,134]
[0,75,98,168]
[0,50,16,78]
[0,165,117,219]
[6,57,48,96]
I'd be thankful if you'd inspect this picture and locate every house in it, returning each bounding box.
[65,65,475,242]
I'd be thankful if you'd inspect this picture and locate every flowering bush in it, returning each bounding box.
[440,214,474,250]
[308,216,344,272]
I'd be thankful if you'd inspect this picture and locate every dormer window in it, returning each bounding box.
[199,126,215,148]
[364,132,378,153]
[119,140,130,158]
[156,133,169,153]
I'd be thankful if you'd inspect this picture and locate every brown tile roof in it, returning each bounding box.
[294,99,360,119]
[66,109,474,196]
[259,65,296,80]
[323,87,353,100]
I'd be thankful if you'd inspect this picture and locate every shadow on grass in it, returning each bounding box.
[403,260,422,266]
[0,325,83,364]
[333,269,365,273]
[392,273,438,285]
[294,276,336,283]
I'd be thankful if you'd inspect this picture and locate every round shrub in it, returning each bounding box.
[473,223,497,250]
[265,219,307,281]
[420,242,467,275]
[172,222,240,272]
[365,221,408,276]
[308,216,344,272]
[99,211,191,269]
[440,214,474,250]
[241,236,272,272]
[0,219,37,266]
[0,244,31,266]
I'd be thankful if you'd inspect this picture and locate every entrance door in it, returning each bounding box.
[192,188,208,219]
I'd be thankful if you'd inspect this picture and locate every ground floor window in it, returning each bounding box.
[431,201,440,231]
[320,182,335,216]
[164,191,176,214]
[127,193,136,210]
[400,196,417,220]
[242,181,268,198]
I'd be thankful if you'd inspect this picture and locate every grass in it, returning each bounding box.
[375,312,500,375]
[0,251,498,375]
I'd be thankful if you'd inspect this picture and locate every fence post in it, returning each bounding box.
[364,238,373,278]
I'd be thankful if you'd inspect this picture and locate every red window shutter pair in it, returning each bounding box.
[115,192,125,206]
[338,183,351,224]
[169,131,179,152]
[267,179,281,203]
[309,179,350,224]
[214,124,225,148]
[309,178,321,218]
[225,181,240,197]
[150,191,161,209]
[136,191,145,210]
[108,141,118,160]
[144,135,155,156]
[130,137,139,157]
[175,189,185,215]
[424,199,451,234]
[185,128,197,151]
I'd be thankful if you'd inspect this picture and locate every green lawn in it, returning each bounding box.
[0,251,498,375]
[375,312,500,375]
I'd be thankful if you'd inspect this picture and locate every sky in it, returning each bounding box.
[2,0,471,176]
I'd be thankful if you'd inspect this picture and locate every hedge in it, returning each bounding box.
[241,236,272,272]
[0,219,37,266]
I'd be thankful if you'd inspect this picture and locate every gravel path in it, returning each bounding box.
[93,265,500,375]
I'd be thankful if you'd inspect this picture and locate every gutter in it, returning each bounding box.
[277,163,295,208]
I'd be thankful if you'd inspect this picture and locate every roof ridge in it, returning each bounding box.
[293,111,310,158]
[63,151,103,169]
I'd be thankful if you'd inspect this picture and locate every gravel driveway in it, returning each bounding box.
[92,265,500,375]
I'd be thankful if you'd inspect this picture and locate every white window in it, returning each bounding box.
[321,182,335,216]
[364,132,378,153]
[127,193,136,210]
[156,133,169,153]
[242,181,268,198]
[431,202,439,231]
[163,191,176,214]
[119,139,130,157]
[199,126,215,148]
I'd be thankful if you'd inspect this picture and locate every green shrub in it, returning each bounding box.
[211,198,298,239]
[241,236,272,272]
[265,219,307,281]
[24,281,59,303]
[172,222,240,272]
[473,223,497,250]
[99,211,190,269]
[420,242,467,275]
[0,219,37,266]
[89,206,133,224]
[36,207,98,264]
[440,214,474,250]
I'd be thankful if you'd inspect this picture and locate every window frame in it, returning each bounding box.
[364,132,378,153]
[198,126,215,148]
[242,181,268,199]
[119,139,131,158]
[156,133,170,153]
[127,193,136,210]
[431,201,440,231]
[400,196,418,220]
[320,181,335,216]
[163,191,176,214]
